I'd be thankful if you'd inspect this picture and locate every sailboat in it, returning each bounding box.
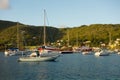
[18,50,59,62]
[60,29,73,54]
[4,47,20,56]
[38,9,60,55]
[18,10,60,62]
[4,22,29,56]
[94,49,110,56]
[4,22,21,56]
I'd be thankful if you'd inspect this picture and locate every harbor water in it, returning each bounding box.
[0,52,120,80]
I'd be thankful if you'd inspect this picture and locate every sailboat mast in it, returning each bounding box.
[76,32,79,47]
[17,22,19,48]
[109,32,112,45]
[43,9,46,46]
[67,29,69,46]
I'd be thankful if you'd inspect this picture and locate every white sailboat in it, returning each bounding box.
[4,48,20,56]
[117,49,120,55]
[4,22,28,56]
[18,55,59,62]
[94,49,110,56]
[18,51,59,62]
[60,29,74,54]
[18,10,60,62]
[38,9,60,55]
[4,22,20,56]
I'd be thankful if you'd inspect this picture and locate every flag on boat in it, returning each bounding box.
[0,0,9,9]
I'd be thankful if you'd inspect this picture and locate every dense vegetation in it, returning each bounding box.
[0,20,120,50]
[62,24,120,47]
[0,20,62,50]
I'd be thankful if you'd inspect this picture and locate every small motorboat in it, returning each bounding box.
[95,49,109,56]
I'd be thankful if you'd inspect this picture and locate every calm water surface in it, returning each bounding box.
[0,52,120,80]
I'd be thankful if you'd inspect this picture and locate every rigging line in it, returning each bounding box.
[44,10,49,26]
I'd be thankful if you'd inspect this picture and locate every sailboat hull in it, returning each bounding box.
[18,55,59,62]
[95,50,109,56]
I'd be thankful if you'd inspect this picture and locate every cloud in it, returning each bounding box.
[0,0,9,9]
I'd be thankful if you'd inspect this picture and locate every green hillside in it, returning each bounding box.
[0,20,62,50]
[0,20,17,31]
[61,24,120,47]
[0,20,120,50]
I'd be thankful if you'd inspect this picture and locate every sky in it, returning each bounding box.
[0,0,120,28]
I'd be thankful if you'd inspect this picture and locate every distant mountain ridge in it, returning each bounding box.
[0,20,18,31]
